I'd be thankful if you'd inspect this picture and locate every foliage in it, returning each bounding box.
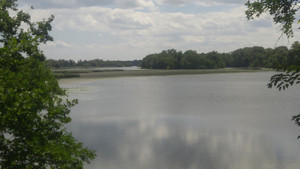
[141,49,226,69]
[267,41,300,90]
[245,0,300,38]
[47,44,297,71]
[140,45,299,70]
[0,0,96,168]
[46,59,141,68]
[267,41,300,137]
[245,0,300,137]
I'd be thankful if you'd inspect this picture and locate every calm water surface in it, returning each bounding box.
[60,72,300,169]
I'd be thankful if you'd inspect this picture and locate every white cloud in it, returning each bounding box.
[136,0,157,10]
[196,0,242,6]
[154,0,195,6]
[19,0,300,60]
[46,40,71,48]
[20,0,157,11]
[155,0,241,6]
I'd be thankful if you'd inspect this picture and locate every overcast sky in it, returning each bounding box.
[18,0,300,61]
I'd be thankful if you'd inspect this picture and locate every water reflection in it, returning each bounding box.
[71,117,299,169]
[61,72,300,169]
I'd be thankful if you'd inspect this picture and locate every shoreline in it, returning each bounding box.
[56,68,271,80]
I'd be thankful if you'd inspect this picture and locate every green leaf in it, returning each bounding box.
[0,0,96,168]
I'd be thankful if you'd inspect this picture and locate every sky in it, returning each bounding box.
[18,0,300,61]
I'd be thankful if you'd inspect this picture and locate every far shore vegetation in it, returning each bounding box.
[49,42,299,79]
[54,68,272,79]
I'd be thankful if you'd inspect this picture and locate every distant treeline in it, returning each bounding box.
[46,59,141,68]
[141,41,300,69]
[46,41,300,70]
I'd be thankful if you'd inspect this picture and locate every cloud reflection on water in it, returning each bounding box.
[63,72,300,169]
[70,116,299,169]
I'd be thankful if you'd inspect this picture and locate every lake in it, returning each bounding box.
[59,71,300,169]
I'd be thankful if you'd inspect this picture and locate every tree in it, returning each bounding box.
[245,0,300,38]
[245,0,300,135]
[0,0,96,168]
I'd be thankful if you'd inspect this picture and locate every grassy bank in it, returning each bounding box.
[52,69,123,79]
[53,68,270,79]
